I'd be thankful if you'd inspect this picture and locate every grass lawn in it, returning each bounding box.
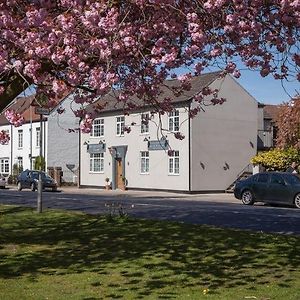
[0,204,299,300]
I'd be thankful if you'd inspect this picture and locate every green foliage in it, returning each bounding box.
[251,148,300,171]
[12,163,23,176]
[34,156,45,171]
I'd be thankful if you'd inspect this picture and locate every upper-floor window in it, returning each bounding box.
[36,127,40,148]
[0,158,9,174]
[140,151,149,174]
[168,151,179,175]
[89,153,104,173]
[91,118,104,137]
[141,113,149,134]
[168,110,179,132]
[116,116,125,136]
[18,129,23,149]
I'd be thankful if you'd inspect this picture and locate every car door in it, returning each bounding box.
[251,173,269,200]
[24,171,32,188]
[266,173,292,203]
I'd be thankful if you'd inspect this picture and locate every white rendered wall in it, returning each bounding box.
[80,106,190,191]
[190,75,258,191]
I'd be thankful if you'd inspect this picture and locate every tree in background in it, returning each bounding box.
[0,1,299,141]
[276,96,300,150]
[34,156,45,172]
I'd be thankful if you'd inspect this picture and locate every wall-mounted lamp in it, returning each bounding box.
[223,162,230,170]
[143,137,150,142]
[83,141,89,145]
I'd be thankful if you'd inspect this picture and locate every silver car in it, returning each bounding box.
[0,174,7,189]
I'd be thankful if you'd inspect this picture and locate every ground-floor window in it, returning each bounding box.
[90,153,104,173]
[168,151,179,175]
[0,158,9,174]
[140,151,149,174]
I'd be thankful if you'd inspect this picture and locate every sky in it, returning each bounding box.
[236,70,299,105]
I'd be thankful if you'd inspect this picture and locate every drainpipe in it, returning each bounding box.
[30,106,32,169]
[78,119,81,187]
[10,124,13,175]
[188,102,191,192]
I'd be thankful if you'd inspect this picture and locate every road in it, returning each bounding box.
[0,187,299,236]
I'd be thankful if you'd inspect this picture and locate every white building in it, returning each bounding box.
[0,96,47,176]
[0,94,79,184]
[80,72,258,192]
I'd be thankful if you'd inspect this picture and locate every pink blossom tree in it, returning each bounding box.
[0,0,299,138]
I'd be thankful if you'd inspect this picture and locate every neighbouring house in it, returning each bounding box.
[0,94,80,184]
[257,103,280,151]
[80,72,258,192]
[47,94,80,184]
[0,95,47,176]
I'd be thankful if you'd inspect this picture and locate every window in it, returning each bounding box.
[141,113,149,134]
[91,118,104,137]
[257,173,268,183]
[0,158,9,174]
[36,127,40,147]
[140,151,149,174]
[17,157,23,170]
[116,116,125,136]
[90,153,104,172]
[168,110,179,132]
[169,151,179,175]
[270,174,285,185]
[18,129,23,148]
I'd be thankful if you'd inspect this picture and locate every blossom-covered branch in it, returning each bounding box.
[0,0,299,138]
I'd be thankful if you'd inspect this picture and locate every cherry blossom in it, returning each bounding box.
[0,0,299,142]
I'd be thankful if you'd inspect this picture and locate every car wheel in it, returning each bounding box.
[17,182,22,191]
[294,193,300,209]
[241,190,254,205]
[30,183,36,191]
[52,187,57,192]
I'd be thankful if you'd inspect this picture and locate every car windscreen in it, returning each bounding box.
[31,172,47,179]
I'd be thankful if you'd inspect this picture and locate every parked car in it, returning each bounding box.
[17,170,57,191]
[234,172,300,208]
[0,174,6,189]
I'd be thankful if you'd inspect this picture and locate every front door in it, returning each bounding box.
[116,159,123,189]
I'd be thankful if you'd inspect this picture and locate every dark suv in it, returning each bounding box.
[17,170,57,191]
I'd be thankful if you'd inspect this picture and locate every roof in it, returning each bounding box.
[0,95,42,126]
[0,92,71,126]
[87,71,222,115]
[263,104,280,121]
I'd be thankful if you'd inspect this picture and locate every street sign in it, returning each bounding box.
[35,107,50,115]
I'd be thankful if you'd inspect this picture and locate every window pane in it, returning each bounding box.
[257,174,268,183]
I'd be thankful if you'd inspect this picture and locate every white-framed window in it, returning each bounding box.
[0,158,9,174]
[18,129,23,149]
[36,127,40,147]
[91,118,104,137]
[169,151,179,175]
[17,157,23,170]
[140,151,149,174]
[168,110,179,132]
[116,116,125,136]
[141,113,149,134]
[89,153,104,173]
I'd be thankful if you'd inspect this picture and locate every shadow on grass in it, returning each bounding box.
[0,205,299,298]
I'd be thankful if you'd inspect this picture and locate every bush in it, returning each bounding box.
[251,148,300,171]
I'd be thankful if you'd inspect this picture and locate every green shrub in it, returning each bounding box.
[251,148,300,171]
[34,156,45,171]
